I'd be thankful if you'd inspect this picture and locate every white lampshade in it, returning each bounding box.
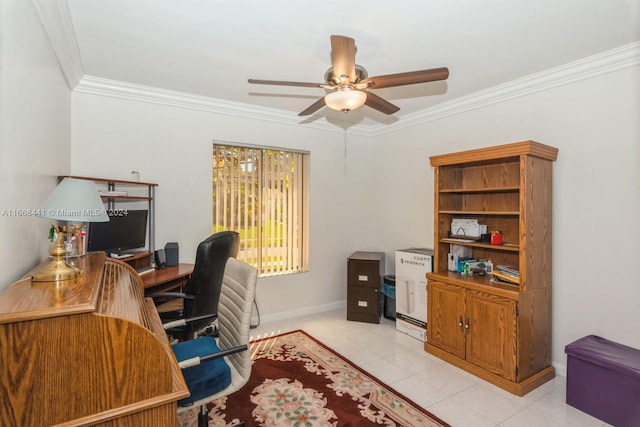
[39,178,109,222]
[325,89,367,112]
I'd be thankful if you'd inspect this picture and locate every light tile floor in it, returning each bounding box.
[249,308,611,427]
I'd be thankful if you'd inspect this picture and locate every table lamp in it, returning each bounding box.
[32,177,109,282]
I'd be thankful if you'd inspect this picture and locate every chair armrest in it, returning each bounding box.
[163,313,218,330]
[201,344,248,362]
[148,292,196,300]
[178,344,248,369]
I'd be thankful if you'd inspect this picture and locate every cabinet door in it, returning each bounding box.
[427,281,465,359]
[465,290,517,381]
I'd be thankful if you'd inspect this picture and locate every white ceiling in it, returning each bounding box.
[42,0,640,129]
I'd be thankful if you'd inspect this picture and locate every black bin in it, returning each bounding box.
[382,275,396,320]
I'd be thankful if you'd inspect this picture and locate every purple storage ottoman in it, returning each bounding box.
[565,335,640,427]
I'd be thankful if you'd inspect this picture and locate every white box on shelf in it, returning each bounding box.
[395,248,433,341]
[448,244,473,272]
[450,219,487,238]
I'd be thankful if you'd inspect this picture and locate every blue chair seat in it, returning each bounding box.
[172,336,231,406]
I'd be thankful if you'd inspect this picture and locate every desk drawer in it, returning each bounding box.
[347,285,381,324]
[348,259,381,288]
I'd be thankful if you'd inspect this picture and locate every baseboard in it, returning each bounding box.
[553,361,567,378]
[256,300,346,324]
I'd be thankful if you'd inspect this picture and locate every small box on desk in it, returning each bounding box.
[565,335,640,427]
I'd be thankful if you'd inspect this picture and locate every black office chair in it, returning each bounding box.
[171,257,257,427]
[152,230,240,340]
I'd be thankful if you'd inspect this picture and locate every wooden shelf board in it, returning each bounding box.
[61,175,158,187]
[440,239,520,252]
[439,186,519,193]
[439,210,520,216]
[427,271,521,297]
[429,140,559,166]
[100,195,152,201]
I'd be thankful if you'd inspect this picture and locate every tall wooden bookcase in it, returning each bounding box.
[424,141,558,396]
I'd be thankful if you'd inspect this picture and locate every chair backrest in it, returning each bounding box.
[217,257,257,388]
[183,231,239,325]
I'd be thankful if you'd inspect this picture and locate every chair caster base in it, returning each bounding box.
[198,405,208,427]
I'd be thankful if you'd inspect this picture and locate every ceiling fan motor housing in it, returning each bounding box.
[324,65,368,85]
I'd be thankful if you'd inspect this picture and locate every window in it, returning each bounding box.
[213,143,309,276]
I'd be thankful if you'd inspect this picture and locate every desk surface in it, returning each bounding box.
[141,263,194,289]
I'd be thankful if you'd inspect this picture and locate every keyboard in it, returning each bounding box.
[137,266,155,275]
[110,252,134,259]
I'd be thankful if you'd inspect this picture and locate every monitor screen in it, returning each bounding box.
[87,209,148,254]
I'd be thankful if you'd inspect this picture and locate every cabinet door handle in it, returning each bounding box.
[458,316,464,330]
[465,319,470,330]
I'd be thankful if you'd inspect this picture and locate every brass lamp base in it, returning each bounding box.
[31,258,82,282]
[32,232,83,283]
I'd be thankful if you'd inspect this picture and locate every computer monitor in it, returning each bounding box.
[87,209,148,255]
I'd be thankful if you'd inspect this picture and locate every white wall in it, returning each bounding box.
[374,65,640,374]
[70,93,376,320]
[0,0,71,289]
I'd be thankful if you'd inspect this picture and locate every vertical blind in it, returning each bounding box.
[213,144,309,275]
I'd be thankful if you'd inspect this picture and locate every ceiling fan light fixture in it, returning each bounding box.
[249,36,448,116]
[324,88,367,112]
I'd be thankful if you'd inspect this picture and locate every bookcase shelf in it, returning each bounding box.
[439,186,520,193]
[439,210,520,215]
[439,239,520,252]
[100,195,152,201]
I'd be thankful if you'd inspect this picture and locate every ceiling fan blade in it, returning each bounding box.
[248,79,324,88]
[362,67,449,89]
[364,92,400,115]
[330,35,356,83]
[298,97,326,116]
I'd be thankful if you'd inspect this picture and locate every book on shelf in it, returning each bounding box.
[491,269,520,285]
[495,265,520,278]
[491,275,519,286]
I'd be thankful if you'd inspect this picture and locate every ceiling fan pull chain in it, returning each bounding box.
[343,111,348,173]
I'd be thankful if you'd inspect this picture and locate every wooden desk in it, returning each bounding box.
[142,263,194,294]
[0,252,189,426]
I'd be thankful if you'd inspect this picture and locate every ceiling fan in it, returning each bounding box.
[248,35,449,116]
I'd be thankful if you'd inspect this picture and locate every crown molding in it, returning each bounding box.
[32,0,84,89]
[74,76,363,134]
[369,41,640,136]
[74,42,639,138]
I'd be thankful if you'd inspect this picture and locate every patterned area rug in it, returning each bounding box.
[178,330,449,426]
